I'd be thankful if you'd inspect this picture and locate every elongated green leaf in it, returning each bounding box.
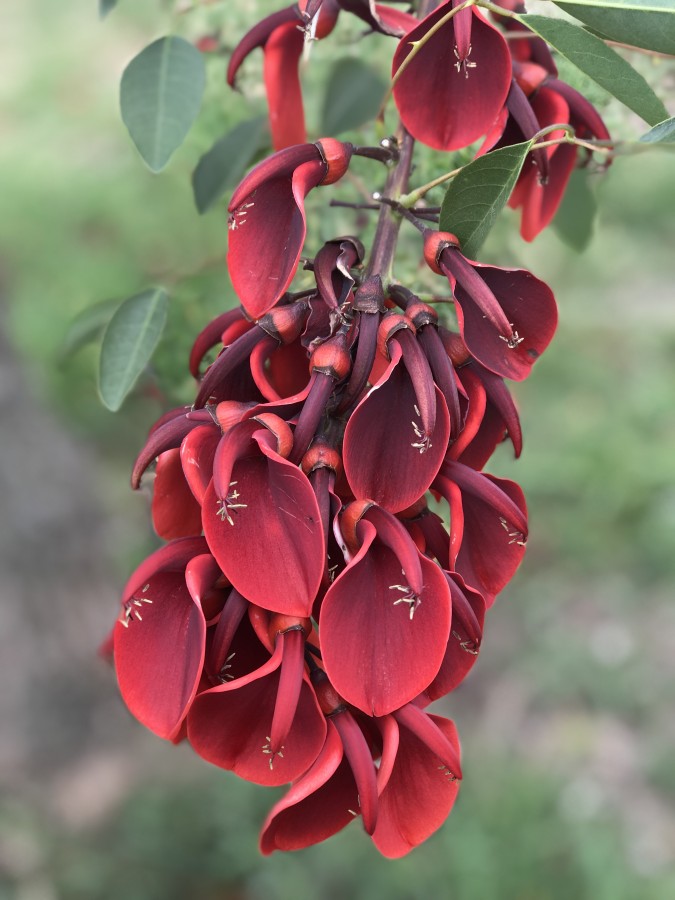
[120,37,206,172]
[99,288,168,411]
[553,0,675,56]
[439,142,532,259]
[192,117,267,214]
[552,169,598,252]
[99,0,117,18]
[517,14,668,126]
[321,58,387,135]
[640,116,675,144]
[58,297,121,364]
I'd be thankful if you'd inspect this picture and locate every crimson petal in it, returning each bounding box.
[372,712,461,858]
[392,5,511,151]
[343,346,450,513]
[187,642,326,786]
[151,449,203,540]
[114,572,206,740]
[259,720,358,853]
[320,524,451,716]
[203,439,324,617]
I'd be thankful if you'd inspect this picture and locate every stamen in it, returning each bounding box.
[411,414,432,454]
[261,736,285,770]
[216,481,247,525]
[118,595,153,627]
[499,516,526,546]
[454,44,477,78]
[438,764,459,782]
[451,630,479,655]
[499,326,524,349]
[218,652,236,682]
[389,583,422,620]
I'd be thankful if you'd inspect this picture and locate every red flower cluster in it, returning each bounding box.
[106,131,558,855]
[105,0,609,858]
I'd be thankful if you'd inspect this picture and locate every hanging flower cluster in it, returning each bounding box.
[105,0,609,857]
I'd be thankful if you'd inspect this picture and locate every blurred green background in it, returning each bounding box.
[1,1,674,898]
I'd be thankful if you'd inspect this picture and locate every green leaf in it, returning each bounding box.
[552,0,675,56]
[192,117,267,214]
[516,14,668,126]
[321,58,387,135]
[439,142,532,259]
[552,169,598,252]
[58,297,122,364]
[99,0,117,18]
[120,37,206,172]
[99,288,168,411]
[640,116,675,144]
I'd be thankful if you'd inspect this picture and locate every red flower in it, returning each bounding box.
[203,414,325,617]
[227,2,341,150]
[373,704,461,857]
[424,230,558,381]
[392,1,511,151]
[342,314,451,512]
[320,502,451,716]
[227,139,352,319]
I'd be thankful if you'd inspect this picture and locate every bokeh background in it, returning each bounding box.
[1,1,675,898]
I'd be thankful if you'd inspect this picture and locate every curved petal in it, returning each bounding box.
[202,451,324,617]
[392,5,511,151]
[114,572,206,740]
[320,528,452,716]
[372,714,461,858]
[152,449,203,540]
[453,263,557,381]
[343,348,450,513]
[180,423,221,505]
[260,721,359,853]
[264,22,306,150]
[187,645,326,786]
[228,156,325,318]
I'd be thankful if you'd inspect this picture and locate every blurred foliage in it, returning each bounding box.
[1,1,674,898]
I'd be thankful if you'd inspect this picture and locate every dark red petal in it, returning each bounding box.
[189,308,243,379]
[206,588,249,676]
[421,572,486,702]
[441,463,528,604]
[259,721,359,854]
[132,409,212,489]
[343,348,450,513]
[264,22,306,150]
[320,528,451,716]
[121,536,208,607]
[203,453,324,617]
[228,159,325,318]
[269,629,307,754]
[332,709,379,834]
[373,713,461,858]
[151,449,203,540]
[114,572,206,740]
[229,143,320,210]
[452,262,558,382]
[392,6,511,151]
[180,423,220,505]
[187,647,326,786]
[227,5,301,88]
[184,553,221,611]
[361,504,423,595]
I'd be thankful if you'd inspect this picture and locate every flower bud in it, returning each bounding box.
[257,300,309,344]
[377,312,415,360]
[301,441,342,475]
[310,331,351,380]
[406,301,438,329]
[252,413,294,459]
[316,138,353,186]
[423,230,461,275]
